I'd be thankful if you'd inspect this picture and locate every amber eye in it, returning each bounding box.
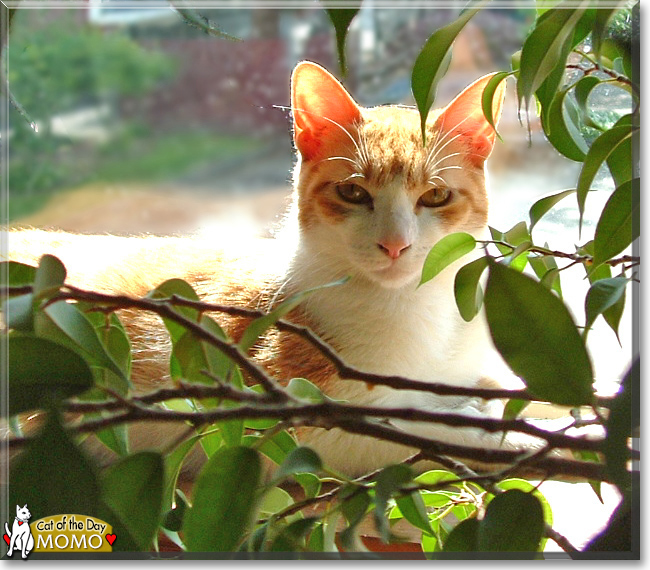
[336,183,372,205]
[418,187,451,208]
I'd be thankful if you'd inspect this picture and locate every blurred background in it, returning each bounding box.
[2,3,635,550]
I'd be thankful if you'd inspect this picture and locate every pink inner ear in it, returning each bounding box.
[436,74,506,166]
[291,62,362,160]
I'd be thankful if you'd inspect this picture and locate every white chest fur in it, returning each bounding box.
[289,243,491,394]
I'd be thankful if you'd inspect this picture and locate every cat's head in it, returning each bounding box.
[16,504,31,521]
[290,61,505,289]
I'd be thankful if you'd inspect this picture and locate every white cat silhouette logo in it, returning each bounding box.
[4,504,35,559]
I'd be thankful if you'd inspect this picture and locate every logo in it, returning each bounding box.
[4,507,115,558]
[4,504,34,559]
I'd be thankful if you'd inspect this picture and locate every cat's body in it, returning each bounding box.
[6,62,527,476]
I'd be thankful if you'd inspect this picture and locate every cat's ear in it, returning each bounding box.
[291,61,362,161]
[435,73,506,167]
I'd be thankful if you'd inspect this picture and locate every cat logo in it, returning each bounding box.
[4,508,115,556]
[4,504,35,559]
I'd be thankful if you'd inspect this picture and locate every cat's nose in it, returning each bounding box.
[377,239,411,259]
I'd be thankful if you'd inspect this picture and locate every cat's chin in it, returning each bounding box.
[364,264,420,290]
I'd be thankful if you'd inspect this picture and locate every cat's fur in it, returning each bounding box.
[5,504,34,558]
[6,62,531,476]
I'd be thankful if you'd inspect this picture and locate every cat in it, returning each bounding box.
[4,504,34,558]
[6,61,530,477]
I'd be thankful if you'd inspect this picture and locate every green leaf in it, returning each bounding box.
[573,75,602,128]
[239,277,348,353]
[33,254,66,298]
[183,446,261,551]
[528,251,562,298]
[602,358,638,493]
[340,485,371,550]
[7,335,94,416]
[307,522,325,551]
[496,479,553,528]
[411,4,482,142]
[95,421,130,457]
[171,314,243,446]
[534,30,573,126]
[286,377,326,403]
[518,3,588,110]
[420,232,476,287]
[584,277,629,338]
[577,125,635,230]
[147,278,201,343]
[529,189,575,231]
[36,300,129,392]
[546,87,588,161]
[503,399,530,421]
[102,452,164,550]
[478,489,545,552]
[258,485,293,517]
[9,409,101,519]
[270,517,319,552]
[243,429,297,466]
[607,115,635,189]
[295,472,322,500]
[592,4,626,58]
[484,261,594,406]
[504,241,532,272]
[395,491,434,536]
[2,293,34,331]
[275,446,323,480]
[163,434,203,511]
[481,71,511,136]
[0,260,36,286]
[592,178,639,270]
[373,464,414,541]
[503,220,530,245]
[602,282,627,343]
[162,490,190,532]
[454,257,488,322]
[442,518,479,551]
[324,5,360,76]
[414,469,458,486]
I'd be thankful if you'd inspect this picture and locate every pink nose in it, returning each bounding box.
[377,239,411,259]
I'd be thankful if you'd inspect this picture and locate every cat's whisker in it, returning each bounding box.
[426,113,477,168]
[291,106,366,170]
[321,156,359,166]
[433,165,462,174]
[425,152,465,173]
[337,173,366,183]
[428,175,447,186]
[426,127,470,170]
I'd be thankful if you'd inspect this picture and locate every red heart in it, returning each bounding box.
[3,533,9,546]
[105,534,116,546]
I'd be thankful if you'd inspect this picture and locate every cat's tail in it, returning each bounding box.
[4,521,10,537]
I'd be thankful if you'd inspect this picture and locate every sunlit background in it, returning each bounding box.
[3,3,635,551]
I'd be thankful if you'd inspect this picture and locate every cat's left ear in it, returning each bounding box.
[291,61,362,161]
[435,73,506,167]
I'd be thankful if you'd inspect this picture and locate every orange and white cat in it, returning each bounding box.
[7,61,522,476]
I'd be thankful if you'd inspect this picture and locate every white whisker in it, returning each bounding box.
[321,156,358,165]
[425,151,464,173]
[292,106,365,169]
[433,165,462,174]
[426,113,476,170]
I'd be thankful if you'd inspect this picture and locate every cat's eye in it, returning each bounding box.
[336,183,372,205]
[418,187,451,208]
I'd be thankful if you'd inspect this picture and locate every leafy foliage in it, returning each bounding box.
[3,0,638,559]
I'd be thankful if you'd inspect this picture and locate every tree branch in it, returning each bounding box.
[7,284,617,407]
